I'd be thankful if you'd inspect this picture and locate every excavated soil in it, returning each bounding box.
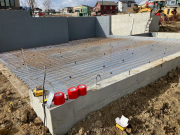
[0,72,50,135]
[159,21,180,33]
[67,67,180,135]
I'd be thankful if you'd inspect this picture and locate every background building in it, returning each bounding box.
[63,7,73,13]
[93,1,118,15]
[73,6,81,13]
[118,0,136,13]
[81,5,93,16]
[0,0,20,9]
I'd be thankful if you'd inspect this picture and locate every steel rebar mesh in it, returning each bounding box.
[0,37,180,94]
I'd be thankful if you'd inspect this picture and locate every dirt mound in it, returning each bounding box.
[68,67,180,135]
[0,72,50,135]
[125,5,139,14]
[177,7,180,13]
[159,21,180,32]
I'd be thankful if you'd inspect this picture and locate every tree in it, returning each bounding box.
[20,0,38,9]
[43,0,52,11]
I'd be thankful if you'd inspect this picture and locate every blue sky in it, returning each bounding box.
[36,0,143,10]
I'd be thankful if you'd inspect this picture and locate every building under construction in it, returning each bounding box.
[1,10,180,134]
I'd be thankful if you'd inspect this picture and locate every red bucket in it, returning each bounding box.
[68,87,79,99]
[54,92,65,105]
[77,85,87,96]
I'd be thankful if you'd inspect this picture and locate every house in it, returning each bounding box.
[72,6,82,16]
[166,0,179,7]
[33,8,42,12]
[81,5,93,16]
[93,1,118,15]
[63,7,73,13]
[45,9,56,13]
[73,6,81,13]
[0,0,20,9]
[118,0,136,12]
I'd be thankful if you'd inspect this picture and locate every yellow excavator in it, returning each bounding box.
[138,0,179,17]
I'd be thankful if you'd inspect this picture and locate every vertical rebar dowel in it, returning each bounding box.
[42,65,46,127]
[96,74,101,86]
[21,48,32,89]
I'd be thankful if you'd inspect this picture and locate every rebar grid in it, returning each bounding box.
[0,37,180,94]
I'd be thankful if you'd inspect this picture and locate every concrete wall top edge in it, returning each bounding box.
[108,35,180,42]
[88,51,180,91]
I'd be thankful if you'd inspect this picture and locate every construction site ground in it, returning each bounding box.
[1,37,180,134]
[159,21,180,33]
[159,8,180,33]
[67,67,180,135]
[0,66,50,135]
[125,6,180,33]
[1,63,180,135]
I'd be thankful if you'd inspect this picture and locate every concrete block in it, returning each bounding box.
[74,89,122,123]
[73,83,118,114]
[29,90,53,133]
[173,56,180,69]
[152,32,180,39]
[74,97,106,122]
[150,60,173,76]
[50,100,75,135]
[139,77,152,88]
[114,69,152,91]
[121,83,139,97]
[151,69,169,82]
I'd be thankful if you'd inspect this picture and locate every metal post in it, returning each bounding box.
[42,65,46,126]
[102,0,103,15]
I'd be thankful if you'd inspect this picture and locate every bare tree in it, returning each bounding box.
[20,0,27,7]
[43,0,52,11]
[21,0,38,9]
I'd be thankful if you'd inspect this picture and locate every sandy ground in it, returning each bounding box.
[0,71,50,135]
[159,21,180,33]
[0,62,29,99]
[67,67,180,135]
[159,8,180,33]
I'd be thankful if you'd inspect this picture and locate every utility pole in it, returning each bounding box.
[61,4,63,17]
[102,0,103,15]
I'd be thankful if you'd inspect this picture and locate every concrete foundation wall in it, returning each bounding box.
[111,13,160,36]
[152,32,180,39]
[149,16,160,32]
[0,11,110,52]
[0,11,159,53]
[96,16,110,37]
[30,50,180,135]
[0,10,69,52]
[111,13,151,36]
[68,17,96,40]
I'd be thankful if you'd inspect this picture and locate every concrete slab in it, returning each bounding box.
[29,50,180,134]
[152,32,180,39]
